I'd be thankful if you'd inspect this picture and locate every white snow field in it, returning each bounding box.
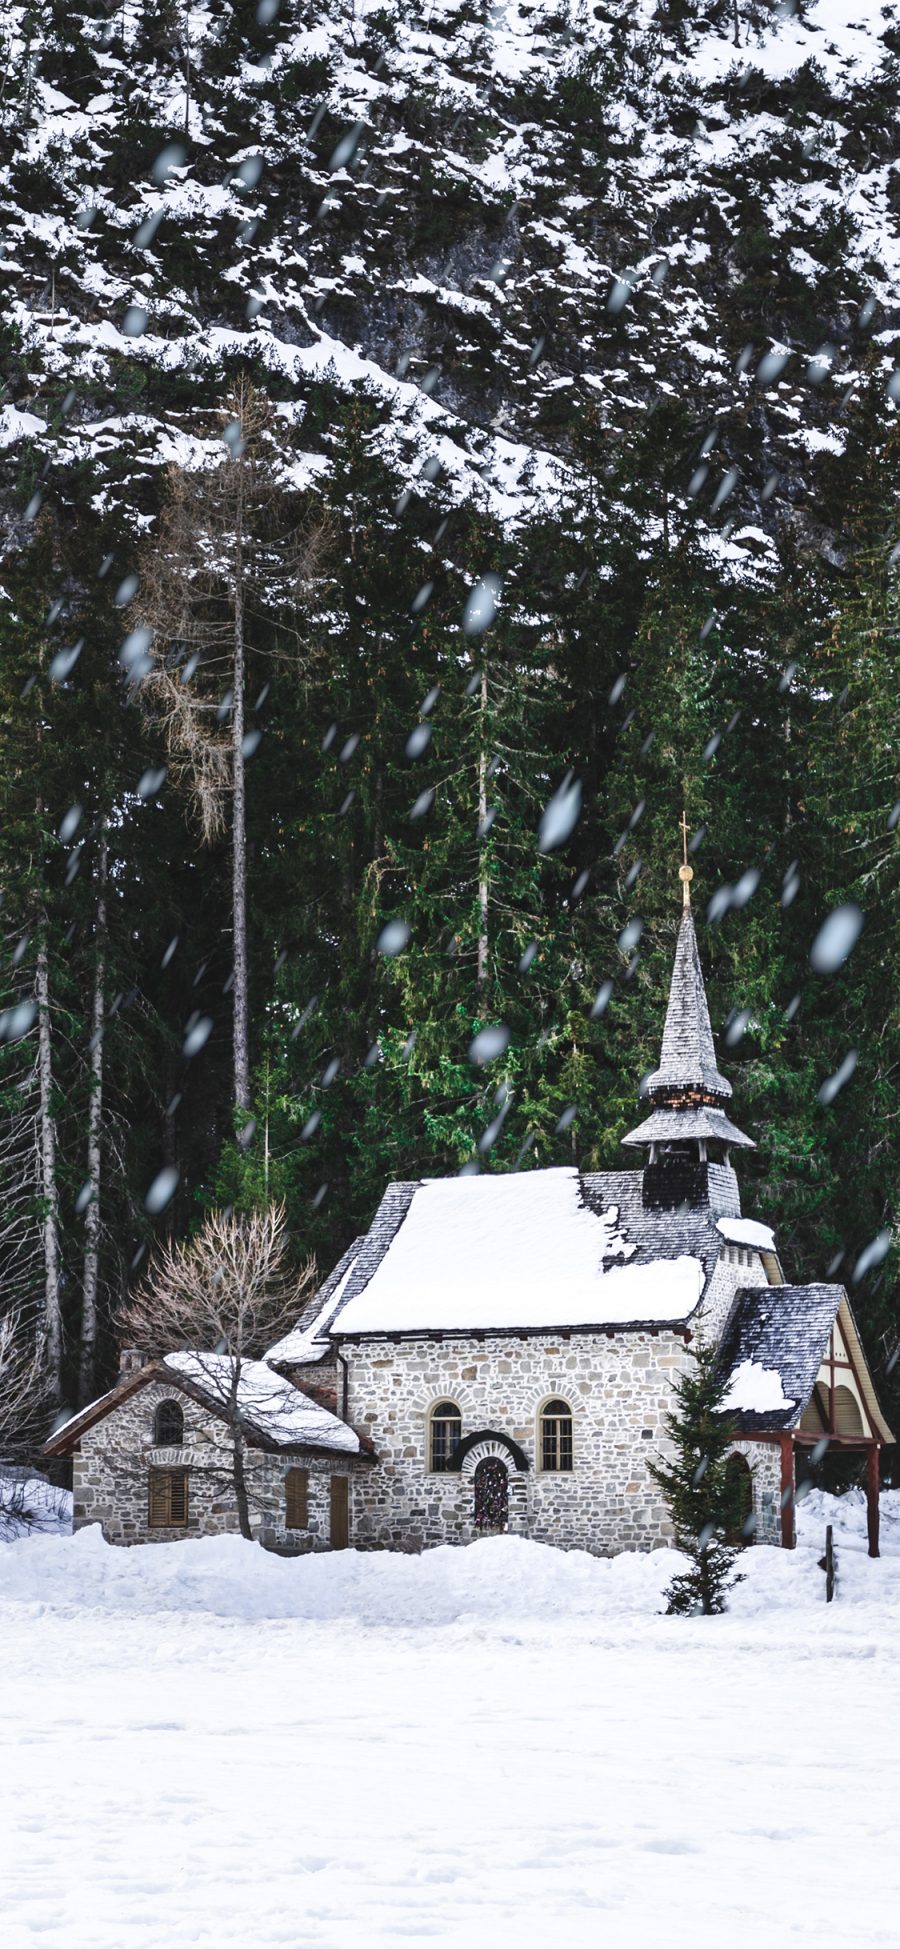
[2,1494,899,1949]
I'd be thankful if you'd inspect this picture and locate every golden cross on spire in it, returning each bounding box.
[678,807,694,908]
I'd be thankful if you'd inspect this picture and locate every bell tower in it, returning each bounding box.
[622,817,754,1210]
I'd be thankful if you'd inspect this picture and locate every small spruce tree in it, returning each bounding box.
[649,1340,746,1616]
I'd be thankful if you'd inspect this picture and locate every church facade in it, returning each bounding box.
[49,878,893,1556]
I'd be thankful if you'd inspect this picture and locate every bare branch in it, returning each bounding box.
[0,1313,51,1461]
[120,1203,315,1363]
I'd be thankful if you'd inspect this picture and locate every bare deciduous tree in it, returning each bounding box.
[0,1312,55,1537]
[78,821,108,1406]
[0,1312,49,1458]
[119,1204,316,1538]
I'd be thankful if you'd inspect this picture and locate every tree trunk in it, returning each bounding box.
[182,2,191,134]
[35,928,62,1401]
[232,1428,252,1538]
[477,664,489,989]
[79,825,108,1406]
[231,467,251,1114]
[226,1355,253,1538]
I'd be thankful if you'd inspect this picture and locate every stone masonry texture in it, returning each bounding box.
[340,1249,777,1556]
[343,1327,691,1554]
[72,1379,362,1548]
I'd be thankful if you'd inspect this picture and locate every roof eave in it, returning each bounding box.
[42,1362,167,1456]
[331,1315,699,1343]
[621,1120,756,1149]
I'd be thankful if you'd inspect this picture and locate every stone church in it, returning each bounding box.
[47,871,892,1556]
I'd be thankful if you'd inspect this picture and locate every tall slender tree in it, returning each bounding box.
[138,376,332,1117]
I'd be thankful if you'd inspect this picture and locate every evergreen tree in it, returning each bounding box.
[649,1341,746,1617]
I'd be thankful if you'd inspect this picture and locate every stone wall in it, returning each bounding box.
[697,1245,770,1341]
[731,1437,783,1546]
[72,1379,361,1548]
[280,1358,339,1416]
[343,1328,694,1555]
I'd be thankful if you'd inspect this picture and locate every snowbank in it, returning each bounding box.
[4,1491,900,1949]
[4,1489,898,1626]
[0,1470,72,1541]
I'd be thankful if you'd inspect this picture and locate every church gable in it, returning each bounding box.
[45,1355,363,1460]
[717,1286,893,1442]
[796,1303,892,1443]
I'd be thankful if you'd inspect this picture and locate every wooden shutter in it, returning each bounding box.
[330,1475,349,1550]
[148,1469,169,1527]
[285,1468,309,1529]
[169,1470,188,1526]
[148,1468,189,1528]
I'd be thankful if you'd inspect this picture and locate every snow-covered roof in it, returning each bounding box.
[163,1354,360,1452]
[722,1359,795,1415]
[717,1286,893,1440]
[716,1217,776,1252]
[266,1242,361,1367]
[330,1168,706,1336]
[44,1355,361,1458]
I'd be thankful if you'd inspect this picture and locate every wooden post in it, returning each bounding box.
[866,1444,880,1559]
[779,1434,795,1549]
[825,1524,834,1602]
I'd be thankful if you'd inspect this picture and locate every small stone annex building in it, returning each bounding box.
[48,871,893,1555]
[44,1352,370,1550]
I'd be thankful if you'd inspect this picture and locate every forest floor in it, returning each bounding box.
[2,1492,898,1949]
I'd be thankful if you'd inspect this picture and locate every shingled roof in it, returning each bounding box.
[645,905,733,1104]
[267,1237,363,1368]
[716,1285,839,1432]
[622,1105,756,1150]
[716,1285,893,1441]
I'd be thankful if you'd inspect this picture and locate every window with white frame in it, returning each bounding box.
[429,1402,462,1472]
[540,1399,573,1472]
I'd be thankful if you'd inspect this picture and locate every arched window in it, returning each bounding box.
[429,1402,462,1472]
[153,1399,184,1447]
[540,1399,573,1472]
[724,1453,754,1545]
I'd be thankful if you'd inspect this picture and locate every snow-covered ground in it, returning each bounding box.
[0,1467,72,1540]
[2,1494,899,1947]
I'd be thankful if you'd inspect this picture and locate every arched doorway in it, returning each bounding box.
[474,1456,508,1533]
[725,1453,754,1546]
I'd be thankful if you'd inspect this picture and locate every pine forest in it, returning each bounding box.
[2,0,900,1433]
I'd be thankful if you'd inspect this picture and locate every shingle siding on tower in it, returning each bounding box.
[645,907,732,1103]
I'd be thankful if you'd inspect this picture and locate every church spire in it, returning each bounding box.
[678,808,693,909]
[622,833,754,1173]
[644,898,732,1107]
